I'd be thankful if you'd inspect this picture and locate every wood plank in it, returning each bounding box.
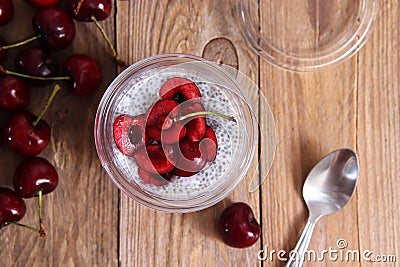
[357,0,400,266]
[116,0,261,266]
[0,1,118,266]
[258,1,360,266]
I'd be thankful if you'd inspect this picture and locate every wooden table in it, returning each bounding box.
[1,1,398,266]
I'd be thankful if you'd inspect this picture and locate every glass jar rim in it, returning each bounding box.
[238,0,380,71]
[94,54,262,213]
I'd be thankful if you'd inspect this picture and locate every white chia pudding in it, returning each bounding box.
[111,68,241,201]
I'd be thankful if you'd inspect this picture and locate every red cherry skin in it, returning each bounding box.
[67,0,112,21]
[218,202,261,248]
[145,99,179,126]
[179,100,206,142]
[133,144,176,174]
[0,0,13,26]
[25,0,60,9]
[2,111,51,156]
[159,77,201,103]
[200,126,218,161]
[145,99,183,142]
[137,168,171,186]
[0,187,26,228]
[113,114,146,156]
[173,138,207,175]
[146,122,186,145]
[0,76,30,112]
[13,157,59,198]
[0,35,8,63]
[63,54,102,95]
[32,7,76,50]
[15,46,59,86]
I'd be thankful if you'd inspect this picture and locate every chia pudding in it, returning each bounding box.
[112,68,241,201]
[95,54,258,212]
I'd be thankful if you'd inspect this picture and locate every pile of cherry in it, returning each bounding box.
[113,77,225,186]
[0,0,118,236]
[0,0,261,249]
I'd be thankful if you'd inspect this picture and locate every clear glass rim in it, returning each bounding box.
[238,0,380,72]
[94,54,260,213]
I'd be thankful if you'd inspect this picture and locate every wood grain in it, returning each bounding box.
[116,1,261,266]
[357,1,400,266]
[0,1,118,266]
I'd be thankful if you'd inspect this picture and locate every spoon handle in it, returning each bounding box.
[285,218,316,267]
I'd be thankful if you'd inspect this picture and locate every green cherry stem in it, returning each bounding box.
[0,35,41,51]
[38,190,46,237]
[175,111,236,123]
[9,222,41,234]
[90,15,127,68]
[32,84,61,127]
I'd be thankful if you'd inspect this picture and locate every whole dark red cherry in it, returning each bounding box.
[63,54,102,95]
[32,7,76,50]
[0,35,8,63]
[0,187,26,228]
[2,111,51,156]
[67,0,112,21]
[0,0,13,26]
[218,202,261,248]
[15,46,59,86]
[25,0,60,9]
[0,75,30,111]
[13,157,59,198]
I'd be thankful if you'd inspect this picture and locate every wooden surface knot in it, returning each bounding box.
[202,37,238,70]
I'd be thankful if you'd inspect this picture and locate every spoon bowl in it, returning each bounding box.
[304,149,359,219]
[286,148,359,266]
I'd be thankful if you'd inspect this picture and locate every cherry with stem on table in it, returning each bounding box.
[0,187,44,235]
[13,156,59,237]
[15,46,60,86]
[0,7,75,52]
[66,0,127,67]
[1,84,60,156]
[0,53,102,96]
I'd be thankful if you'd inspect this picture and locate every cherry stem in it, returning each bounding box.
[0,66,70,81]
[32,84,61,127]
[175,111,236,123]
[90,15,127,68]
[0,35,41,51]
[9,222,41,234]
[38,190,46,237]
[75,0,84,15]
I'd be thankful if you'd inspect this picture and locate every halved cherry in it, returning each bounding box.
[132,144,176,174]
[179,100,206,142]
[154,115,173,131]
[200,126,218,161]
[159,77,201,103]
[137,168,172,186]
[147,122,186,144]
[173,138,207,175]
[145,99,184,143]
[145,99,179,126]
[113,114,146,156]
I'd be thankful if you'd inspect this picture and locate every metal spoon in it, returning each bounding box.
[286,148,359,267]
